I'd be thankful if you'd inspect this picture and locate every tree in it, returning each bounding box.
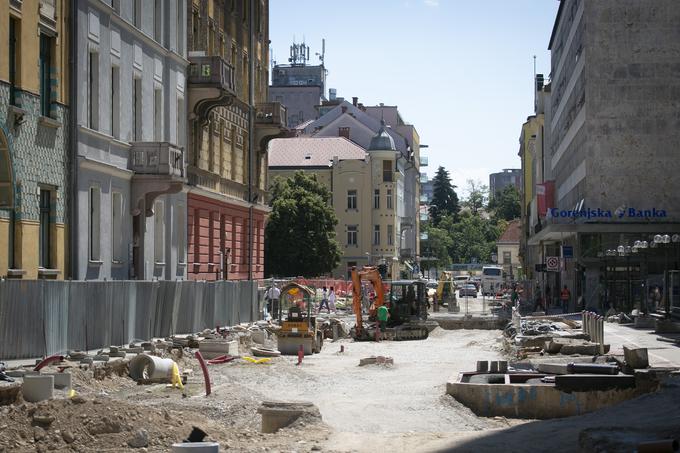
[421,223,453,273]
[265,172,341,277]
[463,179,488,216]
[429,166,460,225]
[489,185,521,221]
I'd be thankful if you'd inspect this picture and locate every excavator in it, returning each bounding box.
[350,266,430,341]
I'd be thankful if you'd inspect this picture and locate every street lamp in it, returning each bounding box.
[604,248,617,312]
[655,234,672,317]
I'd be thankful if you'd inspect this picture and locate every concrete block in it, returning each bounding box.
[554,374,636,392]
[537,363,570,375]
[560,343,600,355]
[22,375,54,402]
[476,361,489,372]
[171,443,220,452]
[42,372,72,389]
[623,345,649,369]
[489,361,499,373]
[198,340,239,360]
[257,401,321,433]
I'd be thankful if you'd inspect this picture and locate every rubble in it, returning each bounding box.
[359,356,394,367]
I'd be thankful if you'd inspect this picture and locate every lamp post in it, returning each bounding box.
[633,240,649,314]
[654,234,671,317]
[605,249,617,311]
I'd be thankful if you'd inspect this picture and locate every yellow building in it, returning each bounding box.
[517,115,541,279]
[0,0,70,279]
[269,127,405,279]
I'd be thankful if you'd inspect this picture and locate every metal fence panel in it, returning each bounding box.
[43,281,70,356]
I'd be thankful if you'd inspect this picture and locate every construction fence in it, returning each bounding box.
[0,280,259,360]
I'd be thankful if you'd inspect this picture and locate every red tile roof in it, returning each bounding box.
[497,219,521,244]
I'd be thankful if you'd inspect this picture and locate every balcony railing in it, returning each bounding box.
[255,102,287,128]
[420,155,428,167]
[400,248,413,259]
[188,55,235,94]
[131,142,184,177]
[419,173,428,184]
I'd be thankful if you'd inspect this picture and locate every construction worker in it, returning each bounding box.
[560,285,571,313]
[377,303,390,335]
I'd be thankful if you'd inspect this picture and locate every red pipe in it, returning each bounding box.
[34,354,64,372]
[194,351,211,396]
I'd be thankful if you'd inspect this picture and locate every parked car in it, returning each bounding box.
[470,277,481,291]
[458,283,478,298]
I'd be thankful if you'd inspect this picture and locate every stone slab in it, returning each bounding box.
[623,345,649,369]
[554,374,636,392]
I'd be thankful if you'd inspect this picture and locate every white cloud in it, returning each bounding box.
[423,0,439,6]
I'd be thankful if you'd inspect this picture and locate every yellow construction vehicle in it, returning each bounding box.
[275,282,323,355]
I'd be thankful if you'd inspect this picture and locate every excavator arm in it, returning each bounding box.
[350,266,385,336]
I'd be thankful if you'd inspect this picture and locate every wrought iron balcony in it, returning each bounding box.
[131,142,184,177]
[188,55,235,94]
[255,102,287,128]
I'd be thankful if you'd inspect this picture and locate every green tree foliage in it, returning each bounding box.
[489,185,521,221]
[448,214,506,263]
[421,224,453,273]
[462,179,489,216]
[429,166,460,225]
[264,172,341,277]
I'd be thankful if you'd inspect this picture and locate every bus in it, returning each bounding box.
[481,265,503,296]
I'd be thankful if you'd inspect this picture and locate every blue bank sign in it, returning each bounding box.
[550,207,667,220]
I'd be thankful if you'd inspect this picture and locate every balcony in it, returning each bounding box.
[256,102,287,128]
[401,216,415,229]
[131,142,184,177]
[400,248,413,259]
[188,55,235,94]
[420,155,428,167]
[419,173,428,184]
[131,143,185,217]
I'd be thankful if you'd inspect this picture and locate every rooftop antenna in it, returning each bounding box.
[289,38,310,66]
[380,102,385,122]
[315,38,326,65]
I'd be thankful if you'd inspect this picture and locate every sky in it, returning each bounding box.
[269,0,560,197]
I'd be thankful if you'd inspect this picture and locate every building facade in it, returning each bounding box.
[268,133,405,279]
[489,169,521,200]
[186,0,285,281]
[497,219,521,281]
[0,0,70,279]
[73,0,188,280]
[522,0,680,313]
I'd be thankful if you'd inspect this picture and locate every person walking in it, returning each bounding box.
[318,286,330,314]
[511,285,520,309]
[265,284,281,320]
[328,287,336,314]
[560,285,571,313]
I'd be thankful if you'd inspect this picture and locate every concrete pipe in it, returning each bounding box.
[22,375,54,402]
[171,443,220,452]
[637,439,679,453]
[129,354,175,381]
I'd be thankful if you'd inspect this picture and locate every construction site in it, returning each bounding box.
[1,270,680,453]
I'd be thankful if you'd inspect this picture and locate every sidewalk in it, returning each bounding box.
[605,322,680,367]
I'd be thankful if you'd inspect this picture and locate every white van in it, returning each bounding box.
[481,266,503,296]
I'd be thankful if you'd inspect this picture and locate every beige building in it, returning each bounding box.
[269,129,405,279]
[496,219,521,281]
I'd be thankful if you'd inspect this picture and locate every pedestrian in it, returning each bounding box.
[328,286,336,314]
[377,303,390,339]
[432,291,439,312]
[265,284,281,320]
[511,285,520,309]
[560,285,571,313]
[318,286,330,314]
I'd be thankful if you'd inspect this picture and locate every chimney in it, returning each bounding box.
[338,127,350,139]
[341,106,347,114]
[352,97,358,107]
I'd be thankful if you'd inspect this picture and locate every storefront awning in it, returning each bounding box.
[528,223,680,246]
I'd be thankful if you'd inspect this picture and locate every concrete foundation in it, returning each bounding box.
[435,316,507,330]
[22,375,54,403]
[446,372,643,419]
[171,442,220,452]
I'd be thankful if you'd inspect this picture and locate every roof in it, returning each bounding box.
[368,121,396,151]
[497,219,521,244]
[268,137,366,167]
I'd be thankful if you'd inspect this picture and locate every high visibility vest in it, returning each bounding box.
[560,289,570,300]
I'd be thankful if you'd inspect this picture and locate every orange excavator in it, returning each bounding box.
[350,266,430,341]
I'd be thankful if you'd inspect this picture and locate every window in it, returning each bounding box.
[112,0,120,13]
[383,160,393,182]
[176,2,184,54]
[503,251,512,265]
[387,188,393,209]
[154,87,162,141]
[39,189,51,268]
[88,52,99,129]
[111,66,120,138]
[111,192,123,262]
[133,0,142,28]
[133,77,142,140]
[154,0,162,42]
[40,34,53,117]
[347,190,357,210]
[347,225,357,246]
[387,224,394,245]
[154,200,165,263]
[9,18,19,106]
[373,189,380,209]
[89,187,101,261]
[177,204,186,264]
[176,96,184,148]
[373,225,380,245]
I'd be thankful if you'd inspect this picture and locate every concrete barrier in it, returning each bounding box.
[22,375,54,403]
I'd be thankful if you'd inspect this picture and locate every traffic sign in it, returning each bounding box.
[546,256,560,272]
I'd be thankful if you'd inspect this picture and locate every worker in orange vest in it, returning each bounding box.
[560,285,571,314]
